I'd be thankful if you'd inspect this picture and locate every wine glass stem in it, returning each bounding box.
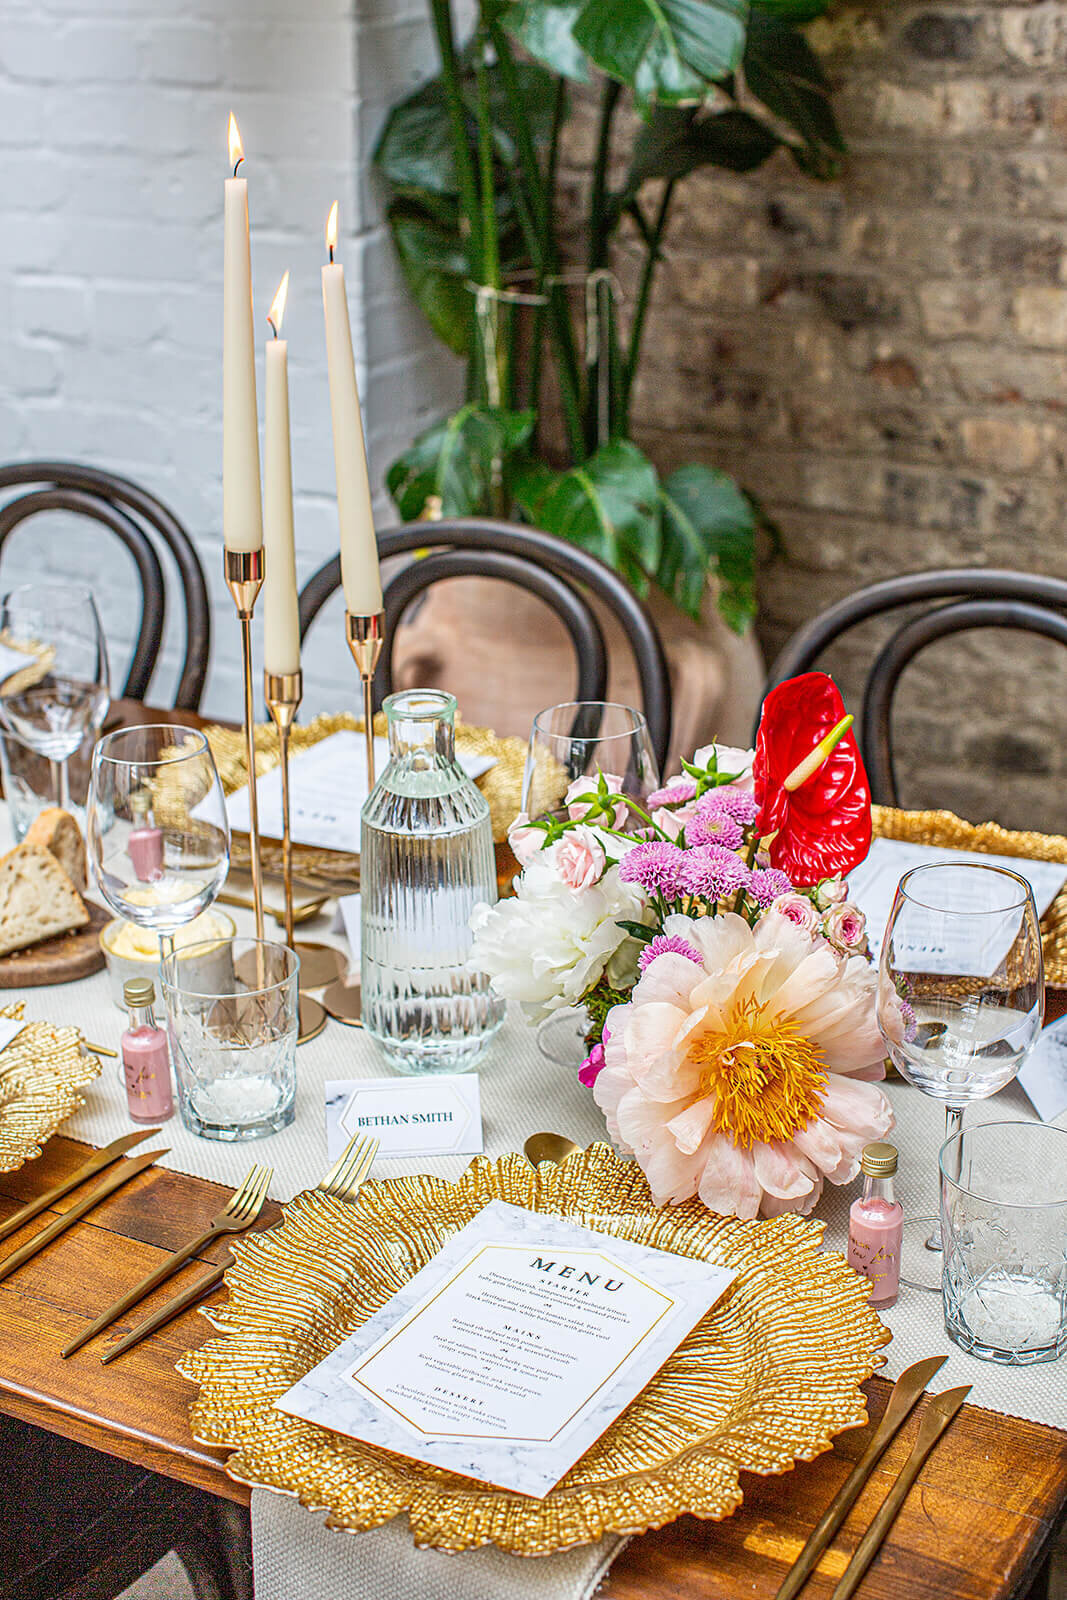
[925,1103,965,1251]
[50,757,70,812]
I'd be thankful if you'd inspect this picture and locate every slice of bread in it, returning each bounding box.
[24,807,87,892]
[0,842,90,957]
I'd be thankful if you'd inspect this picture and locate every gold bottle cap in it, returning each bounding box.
[861,1141,898,1177]
[123,977,156,1009]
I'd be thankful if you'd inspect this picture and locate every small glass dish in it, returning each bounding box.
[100,909,236,1011]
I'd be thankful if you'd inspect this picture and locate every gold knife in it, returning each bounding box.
[101,1249,242,1364]
[829,1384,972,1600]
[0,1148,168,1284]
[774,1354,948,1600]
[0,1129,162,1246]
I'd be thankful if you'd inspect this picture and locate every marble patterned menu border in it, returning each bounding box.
[276,1200,735,1499]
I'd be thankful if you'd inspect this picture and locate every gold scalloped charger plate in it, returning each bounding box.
[179,1144,888,1556]
[0,1003,101,1173]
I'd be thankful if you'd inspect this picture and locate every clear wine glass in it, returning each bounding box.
[0,583,110,812]
[876,862,1044,1288]
[87,725,230,962]
[522,702,660,1066]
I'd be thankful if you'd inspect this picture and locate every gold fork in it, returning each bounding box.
[99,1135,378,1364]
[62,1163,273,1358]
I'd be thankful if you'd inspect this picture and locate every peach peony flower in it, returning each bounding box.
[593,911,897,1219]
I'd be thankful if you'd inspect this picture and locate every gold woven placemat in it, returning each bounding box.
[202,714,527,885]
[873,804,1067,988]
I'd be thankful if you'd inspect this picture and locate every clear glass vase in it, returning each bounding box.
[360,689,504,1074]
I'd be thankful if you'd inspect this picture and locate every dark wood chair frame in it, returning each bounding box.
[0,462,211,711]
[762,568,1067,806]
[298,518,672,772]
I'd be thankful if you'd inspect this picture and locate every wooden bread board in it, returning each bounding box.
[0,901,110,988]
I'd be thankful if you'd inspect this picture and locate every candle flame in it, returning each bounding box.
[268,272,290,337]
[325,201,339,257]
[228,112,244,172]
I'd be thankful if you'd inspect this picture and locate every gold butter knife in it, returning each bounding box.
[774,1355,949,1600]
[0,1129,162,1246]
[0,1148,168,1283]
[830,1384,972,1600]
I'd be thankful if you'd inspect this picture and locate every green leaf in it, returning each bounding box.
[574,0,749,103]
[513,438,661,592]
[658,463,757,629]
[744,13,845,175]
[374,79,458,197]
[387,202,473,355]
[386,404,536,520]
[502,0,591,82]
[751,0,831,20]
[616,918,657,943]
[626,104,780,193]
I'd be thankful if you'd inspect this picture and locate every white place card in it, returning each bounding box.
[277,1200,736,1498]
[325,1075,484,1161]
[1018,1018,1067,1123]
[0,1018,27,1055]
[849,838,1067,974]
[224,731,495,852]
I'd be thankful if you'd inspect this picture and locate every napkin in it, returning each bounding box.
[252,1494,628,1600]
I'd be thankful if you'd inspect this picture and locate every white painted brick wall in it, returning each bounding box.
[0,0,461,720]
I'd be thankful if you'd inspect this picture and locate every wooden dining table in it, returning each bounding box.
[0,700,1065,1600]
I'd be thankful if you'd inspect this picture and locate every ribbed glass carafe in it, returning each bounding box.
[360,689,503,1073]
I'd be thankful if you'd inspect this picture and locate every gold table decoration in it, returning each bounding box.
[873,804,1067,987]
[0,1003,102,1173]
[179,1143,888,1557]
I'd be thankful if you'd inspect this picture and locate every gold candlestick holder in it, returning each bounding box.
[224,547,266,941]
[263,667,343,1030]
[345,610,384,789]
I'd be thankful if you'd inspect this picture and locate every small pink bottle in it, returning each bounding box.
[120,978,174,1123]
[128,789,164,882]
[848,1142,903,1308]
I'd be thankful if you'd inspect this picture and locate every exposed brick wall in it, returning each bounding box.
[561,0,1067,833]
[0,0,459,721]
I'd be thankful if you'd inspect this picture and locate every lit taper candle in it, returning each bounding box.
[262,272,300,676]
[223,113,263,554]
[321,201,382,614]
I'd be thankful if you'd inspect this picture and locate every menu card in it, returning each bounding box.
[224,731,496,852]
[849,838,1067,974]
[277,1200,736,1498]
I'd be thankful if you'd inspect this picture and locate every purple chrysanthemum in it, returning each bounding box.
[647,779,697,809]
[696,787,759,827]
[678,844,750,903]
[900,999,918,1043]
[618,840,687,896]
[638,933,704,973]
[747,867,794,908]
[578,1041,606,1086]
[684,810,743,851]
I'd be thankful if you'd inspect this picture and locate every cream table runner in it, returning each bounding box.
[2,806,1064,1598]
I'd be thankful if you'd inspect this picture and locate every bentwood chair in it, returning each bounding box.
[298,519,673,773]
[0,462,211,710]
[761,567,1067,806]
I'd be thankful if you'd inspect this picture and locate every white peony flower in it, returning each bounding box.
[469,851,649,1022]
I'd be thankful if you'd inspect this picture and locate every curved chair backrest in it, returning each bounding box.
[0,462,211,709]
[762,568,1067,805]
[299,518,672,772]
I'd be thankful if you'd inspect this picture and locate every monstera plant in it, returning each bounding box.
[375,0,842,629]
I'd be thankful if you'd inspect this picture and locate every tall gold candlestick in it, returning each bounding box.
[263,668,301,946]
[345,610,384,789]
[225,547,266,940]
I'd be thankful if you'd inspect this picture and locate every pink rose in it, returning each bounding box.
[555,826,606,891]
[824,902,867,953]
[507,812,544,866]
[565,774,627,827]
[816,876,849,909]
[769,892,821,935]
[651,801,698,841]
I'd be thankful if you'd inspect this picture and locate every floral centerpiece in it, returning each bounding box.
[471,673,906,1221]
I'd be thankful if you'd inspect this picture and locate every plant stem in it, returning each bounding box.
[586,77,622,448]
[622,178,675,427]
[473,36,501,291]
[427,0,482,277]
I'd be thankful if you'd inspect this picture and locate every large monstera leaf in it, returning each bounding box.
[513,439,662,593]
[658,464,757,628]
[386,405,536,520]
[573,0,749,104]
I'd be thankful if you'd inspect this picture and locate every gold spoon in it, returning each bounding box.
[524,1132,581,1168]
[218,890,329,926]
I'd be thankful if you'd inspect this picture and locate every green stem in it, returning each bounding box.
[427,0,482,275]
[588,78,622,276]
[622,178,674,427]
[473,36,501,291]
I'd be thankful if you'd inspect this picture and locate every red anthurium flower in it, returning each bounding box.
[753,672,872,886]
